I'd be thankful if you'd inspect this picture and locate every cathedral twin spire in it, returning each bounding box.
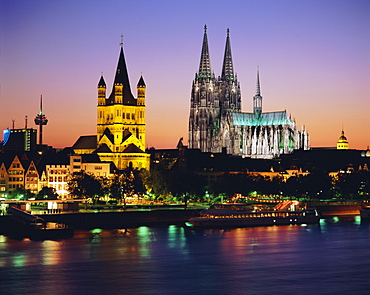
[221,28,234,81]
[198,25,235,82]
[198,25,212,78]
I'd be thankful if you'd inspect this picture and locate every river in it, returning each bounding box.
[1,217,370,294]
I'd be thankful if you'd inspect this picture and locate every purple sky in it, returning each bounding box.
[1,0,369,150]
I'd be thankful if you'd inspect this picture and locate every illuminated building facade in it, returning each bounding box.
[188,26,310,159]
[73,44,149,170]
[1,128,37,152]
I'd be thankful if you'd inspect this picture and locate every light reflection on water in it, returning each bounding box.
[1,218,370,294]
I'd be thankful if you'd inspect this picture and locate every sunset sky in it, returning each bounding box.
[1,0,369,150]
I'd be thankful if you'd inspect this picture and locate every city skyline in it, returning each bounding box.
[1,0,369,150]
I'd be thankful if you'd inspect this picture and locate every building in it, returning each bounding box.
[188,26,309,159]
[337,130,349,150]
[73,44,150,170]
[69,154,114,177]
[1,128,37,152]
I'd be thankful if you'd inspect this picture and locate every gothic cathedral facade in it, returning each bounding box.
[188,26,310,159]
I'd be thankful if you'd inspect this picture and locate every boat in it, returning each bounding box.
[188,201,320,228]
[6,206,74,240]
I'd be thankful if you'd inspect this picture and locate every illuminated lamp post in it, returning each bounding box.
[34,95,48,145]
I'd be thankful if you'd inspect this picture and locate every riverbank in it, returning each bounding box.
[0,209,202,233]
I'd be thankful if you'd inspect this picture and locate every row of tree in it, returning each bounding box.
[67,169,145,205]
[146,167,370,202]
[9,167,370,203]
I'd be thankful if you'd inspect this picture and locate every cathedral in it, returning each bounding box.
[188,26,310,159]
[73,44,150,170]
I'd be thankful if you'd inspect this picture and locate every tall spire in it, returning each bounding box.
[198,25,212,78]
[221,28,234,81]
[253,67,262,118]
[110,41,134,104]
[256,66,261,96]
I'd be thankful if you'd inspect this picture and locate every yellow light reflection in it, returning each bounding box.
[42,240,62,265]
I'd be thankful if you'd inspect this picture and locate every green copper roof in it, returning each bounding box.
[231,111,293,126]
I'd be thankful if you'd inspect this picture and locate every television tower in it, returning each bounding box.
[34,95,48,145]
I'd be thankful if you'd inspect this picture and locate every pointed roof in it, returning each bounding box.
[102,128,114,143]
[72,135,97,149]
[122,129,132,142]
[109,46,135,104]
[198,25,212,78]
[95,143,112,153]
[221,28,234,81]
[123,143,146,153]
[137,75,146,87]
[98,75,106,87]
[177,137,184,149]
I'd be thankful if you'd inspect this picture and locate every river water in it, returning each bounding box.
[1,217,370,295]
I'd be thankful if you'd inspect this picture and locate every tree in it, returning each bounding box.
[167,168,205,208]
[36,187,58,200]
[146,166,170,198]
[67,171,103,203]
[108,172,134,207]
[10,187,35,200]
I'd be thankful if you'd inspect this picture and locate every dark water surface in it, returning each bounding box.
[1,217,370,295]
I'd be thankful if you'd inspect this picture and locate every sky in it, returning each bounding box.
[0,0,369,150]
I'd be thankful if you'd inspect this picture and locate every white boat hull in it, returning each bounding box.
[189,215,320,227]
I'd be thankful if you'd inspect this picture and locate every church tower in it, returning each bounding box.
[189,25,219,152]
[96,43,149,170]
[189,26,241,153]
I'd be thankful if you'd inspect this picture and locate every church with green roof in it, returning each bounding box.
[188,26,310,159]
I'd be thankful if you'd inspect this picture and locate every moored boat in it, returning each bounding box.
[6,206,74,240]
[188,201,320,228]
